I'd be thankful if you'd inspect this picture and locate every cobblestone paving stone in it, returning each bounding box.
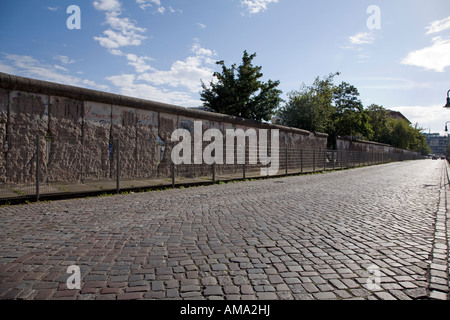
[0,160,448,300]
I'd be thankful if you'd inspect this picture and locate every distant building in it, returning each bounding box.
[424,133,448,156]
[386,110,411,124]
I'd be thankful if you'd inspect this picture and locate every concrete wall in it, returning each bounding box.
[0,72,328,183]
[0,88,7,184]
[336,137,420,156]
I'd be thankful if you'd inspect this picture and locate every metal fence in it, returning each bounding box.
[0,136,422,203]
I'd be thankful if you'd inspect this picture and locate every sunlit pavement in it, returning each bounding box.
[0,160,448,300]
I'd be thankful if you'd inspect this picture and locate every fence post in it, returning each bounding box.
[36,136,40,202]
[300,149,303,174]
[313,149,316,173]
[116,139,120,194]
[347,151,350,169]
[212,162,216,184]
[285,147,288,176]
[171,142,175,188]
[323,149,326,171]
[171,162,175,188]
[332,151,335,171]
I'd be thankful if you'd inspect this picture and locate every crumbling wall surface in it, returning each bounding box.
[0,72,336,185]
[336,137,419,159]
[83,101,111,181]
[47,96,83,182]
[0,89,7,183]
[111,106,138,180]
[135,109,159,179]
[8,91,48,183]
[158,113,177,177]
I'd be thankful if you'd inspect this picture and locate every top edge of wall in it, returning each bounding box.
[336,136,394,148]
[0,72,317,137]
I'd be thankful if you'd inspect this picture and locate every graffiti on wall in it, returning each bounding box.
[157,135,165,164]
[137,110,158,128]
[179,119,194,133]
[84,101,112,126]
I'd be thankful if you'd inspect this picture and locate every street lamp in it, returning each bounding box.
[444,90,450,108]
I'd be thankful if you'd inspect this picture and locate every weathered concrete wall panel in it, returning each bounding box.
[111,105,138,179]
[336,137,419,157]
[8,91,48,183]
[136,109,159,178]
[47,95,83,182]
[0,72,332,184]
[83,101,111,181]
[0,89,7,183]
[158,113,177,177]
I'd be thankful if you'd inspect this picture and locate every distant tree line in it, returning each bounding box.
[200,51,431,155]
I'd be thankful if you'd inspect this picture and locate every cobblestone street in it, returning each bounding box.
[0,159,448,300]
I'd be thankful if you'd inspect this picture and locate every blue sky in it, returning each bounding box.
[1,0,449,135]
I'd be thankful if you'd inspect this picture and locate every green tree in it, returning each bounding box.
[366,104,389,142]
[383,119,431,154]
[200,51,283,122]
[331,82,373,141]
[277,73,338,133]
[387,118,410,149]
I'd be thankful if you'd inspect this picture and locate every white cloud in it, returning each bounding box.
[191,43,215,59]
[53,55,75,65]
[349,32,375,45]
[106,74,201,107]
[136,0,160,9]
[105,48,154,73]
[105,42,217,106]
[197,23,206,29]
[93,0,121,12]
[426,16,450,35]
[46,7,58,12]
[94,10,147,50]
[401,36,450,72]
[137,56,213,92]
[391,104,447,134]
[54,65,69,72]
[241,0,279,15]
[104,12,146,33]
[136,42,216,92]
[125,53,154,73]
[94,29,144,49]
[402,16,450,72]
[136,0,167,14]
[168,6,182,14]
[0,54,109,91]
[0,62,16,74]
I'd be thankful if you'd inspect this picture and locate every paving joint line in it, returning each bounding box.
[427,161,449,300]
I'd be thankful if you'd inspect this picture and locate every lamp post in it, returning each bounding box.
[444,90,450,108]
[446,121,450,159]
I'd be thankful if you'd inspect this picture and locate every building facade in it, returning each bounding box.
[424,133,448,156]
